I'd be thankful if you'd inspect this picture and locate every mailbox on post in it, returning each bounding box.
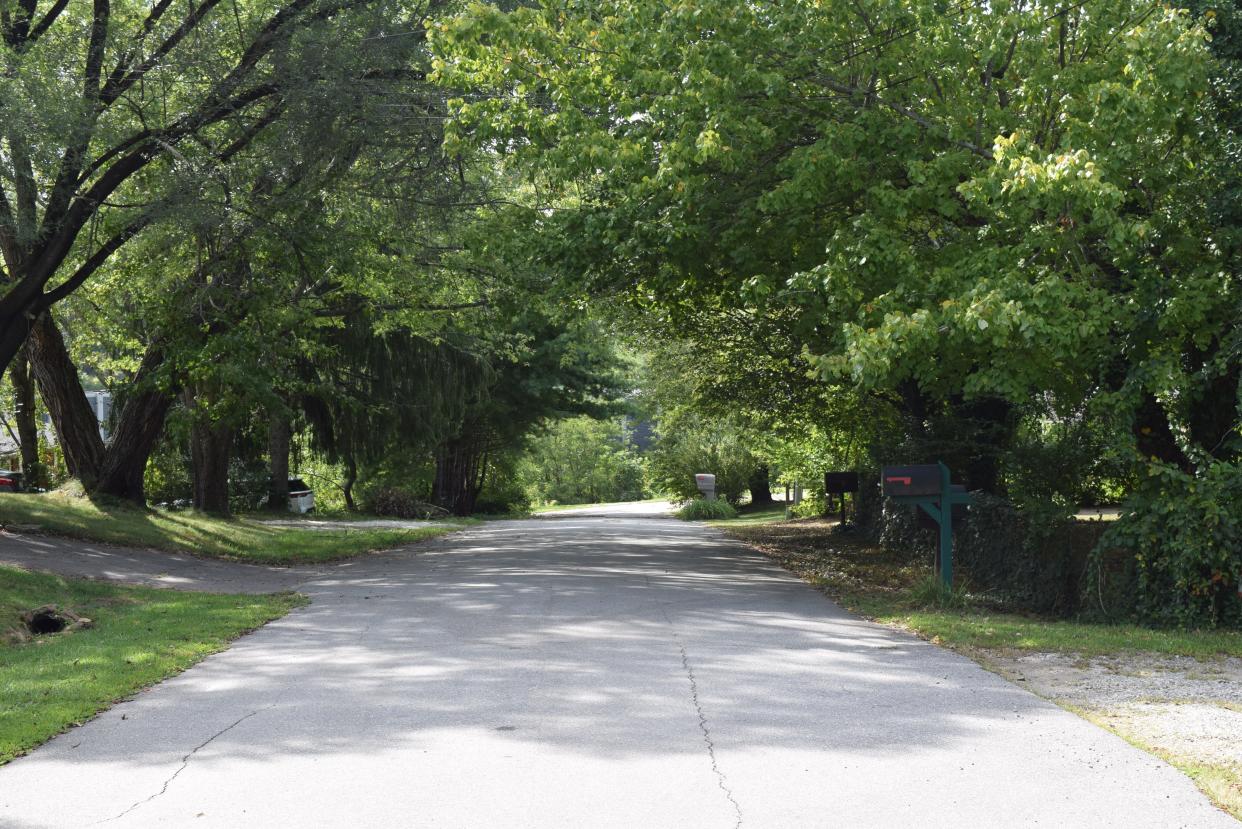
[881,462,972,588]
[694,473,717,501]
[824,472,859,525]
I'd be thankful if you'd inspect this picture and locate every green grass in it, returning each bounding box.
[0,565,303,764]
[0,492,471,565]
[708,502,788,528]
[727,519,1242,659]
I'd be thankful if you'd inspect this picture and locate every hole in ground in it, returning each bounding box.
[23,607,69,635]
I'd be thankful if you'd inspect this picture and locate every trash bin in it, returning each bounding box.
[287,478,315,513]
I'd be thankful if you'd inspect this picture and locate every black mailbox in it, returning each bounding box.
[824,472,859,494]
[881,464,942,498]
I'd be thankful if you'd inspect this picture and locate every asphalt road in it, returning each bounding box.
[0,509,1234,828]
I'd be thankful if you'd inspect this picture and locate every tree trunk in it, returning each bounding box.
[25,313,105,485]
[0,310,34,393]
[955,396,1017,495]
[1134,392,1194,473]
[93,347,176,503]
[266,411,291,512]
[10,343,45,487]
[186,389,233,516]
[432,435,482,516]
[342,454,357,512]
[747,465,774,506]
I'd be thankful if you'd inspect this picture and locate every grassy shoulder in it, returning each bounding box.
[0,492,472,565]
[724,518,1242,659]
[0,565,303,764]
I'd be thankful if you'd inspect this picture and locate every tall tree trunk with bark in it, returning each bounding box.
[26,316,173,502]
[955,396,1017,495]
[342,454,358,512]
[93,347,176,502]
[267,412,291,512]
[26,314,105,485]
[431,434,485,516]
[186,389,233,516]
[10,343,44,487]
[747,465,774,506]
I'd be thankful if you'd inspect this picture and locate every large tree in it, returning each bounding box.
[0,0,451,381]
[434,0,1238,473]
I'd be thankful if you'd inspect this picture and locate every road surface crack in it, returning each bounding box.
[662,608,743,828]
[99,708,268,824]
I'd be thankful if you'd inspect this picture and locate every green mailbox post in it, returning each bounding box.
[881,462,973,588]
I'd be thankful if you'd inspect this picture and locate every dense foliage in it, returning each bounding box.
[0,0,1237,627]
[433,0,1242,625]
[519,416,646,506]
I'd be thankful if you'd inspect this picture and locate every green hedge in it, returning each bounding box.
[868,490,1120,618]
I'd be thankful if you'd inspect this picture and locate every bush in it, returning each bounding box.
[873,490,1110,617]
[520,416,647,505]
[1096,461,1242,628]
[676,499,737,521]
[878,496,935,563]
[955,494,1097,615]
[648,412,762,503]
[790,491,826,518]
[365,487,445,519]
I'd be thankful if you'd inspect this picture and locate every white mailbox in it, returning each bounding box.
[694,473,717,501]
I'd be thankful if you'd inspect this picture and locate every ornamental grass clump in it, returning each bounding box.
[677,499,737,521]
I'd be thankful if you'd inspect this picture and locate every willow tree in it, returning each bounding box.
[300,322,491,510]
[429,309,626,515]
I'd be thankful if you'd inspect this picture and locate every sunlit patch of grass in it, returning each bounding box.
[709,502,788,528]
[0,565,303,763]
[0,493,473,564]
[530,497,669,514]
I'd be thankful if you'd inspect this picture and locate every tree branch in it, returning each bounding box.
[100,0,225,108]
[40,213,155,307]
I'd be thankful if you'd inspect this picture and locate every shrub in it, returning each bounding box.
[908,574,970,609]
[790,491,826,518]
[365,487,445,519]
[878,496,935,563]
[648,412,761,503]
[676,499,737,521]
[1096,461,1242,628]
[954,494,1094,615]
[874,490,1110,617]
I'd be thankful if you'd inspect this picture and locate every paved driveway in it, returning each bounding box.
[0,514,1233,828]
